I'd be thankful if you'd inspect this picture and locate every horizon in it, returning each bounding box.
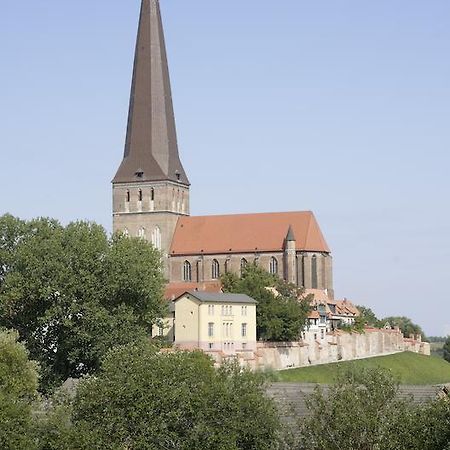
[1,1,449,336]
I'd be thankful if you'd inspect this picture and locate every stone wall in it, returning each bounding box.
[206,328,430,370]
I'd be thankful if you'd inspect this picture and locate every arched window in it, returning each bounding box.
[138,227,146,239]
[311,255,318,289]
[183,261,192,282]
[138,189,143,202]
[212,259,220,279]
[224,258,230,274]
[151,188,155,201]
[269,257,278,275]
[240,258,248,276]
[126,190,130,202]
[151,226,162,251]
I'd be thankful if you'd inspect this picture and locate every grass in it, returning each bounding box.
[277,352,450,385]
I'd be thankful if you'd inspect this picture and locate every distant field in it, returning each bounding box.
[277,352,450,385]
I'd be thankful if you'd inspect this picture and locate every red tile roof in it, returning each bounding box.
[164,281,222,300]
[334,299,360,317]
[170,211,330,256]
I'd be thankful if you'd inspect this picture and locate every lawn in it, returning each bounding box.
[277,352,450,385]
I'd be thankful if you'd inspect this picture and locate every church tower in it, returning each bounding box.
[112,0,190,268]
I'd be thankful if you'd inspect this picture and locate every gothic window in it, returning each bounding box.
[212,259,220,279]
[269,257,278,275]
[151,226,162,251]
[240,258,248,276]
[126,190,130,202]
[311,255,318,289]
[138,189,143,202]
[138,227,146,239]
[183,261,192,282]
[151,188,155,201]
[224,259,230,274]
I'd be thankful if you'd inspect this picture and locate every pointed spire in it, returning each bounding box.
[286,225,296,242]
[113,0,189,185]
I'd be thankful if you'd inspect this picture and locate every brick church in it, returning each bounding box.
[112,0,334,298]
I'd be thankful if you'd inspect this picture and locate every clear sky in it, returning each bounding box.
[1,1,449,336]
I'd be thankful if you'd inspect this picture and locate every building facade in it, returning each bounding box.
[174,292,257,354]
[112,0,334,295]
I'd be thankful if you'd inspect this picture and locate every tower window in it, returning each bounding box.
[151,188,155,201]
[138,189,143,202]
[151,226,162,251]
[126,190,130,203]
[311,255,318,289]
[212,259,220,279]
[269,257,278,275]
[183,261,192,282]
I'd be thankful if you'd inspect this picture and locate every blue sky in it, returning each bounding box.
[1,1,449,336]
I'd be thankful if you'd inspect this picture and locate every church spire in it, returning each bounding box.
[113,0,189,185]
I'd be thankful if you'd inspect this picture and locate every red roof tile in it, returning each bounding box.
[164,281,222,300]
[170,211,330,256]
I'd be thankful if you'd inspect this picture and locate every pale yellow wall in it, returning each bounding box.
[197,302,257,352]
[174,295,200,347]
[174,294,257,352]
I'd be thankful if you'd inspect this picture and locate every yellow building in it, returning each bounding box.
[174,292,257,354]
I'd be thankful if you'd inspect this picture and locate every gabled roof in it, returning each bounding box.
[170,211,330,255]
[113,0,189,185]
[334,299,360,317]
[175,291,257,304]
[164,281,222,300]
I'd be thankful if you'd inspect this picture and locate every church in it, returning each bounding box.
[112,0,334,298]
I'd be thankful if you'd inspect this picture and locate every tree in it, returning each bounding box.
[222,263,311,341]
[295,366,450,450]
[0,329,39,449]
[355,304,380,327]
[444,336,450,363]
[380,316,425,339]
[57,341,282,450]
[0,216,166,391]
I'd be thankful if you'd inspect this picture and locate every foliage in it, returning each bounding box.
[428,336,448,343]
[379,315,424,339]
[444,336,450,363]
[355,304,380,327]
[49,341,283,450]
[0,329,39,449]
[296,366,450,450]
[278,351,450,385]
[0,215,166,391]
[222,263,311,341]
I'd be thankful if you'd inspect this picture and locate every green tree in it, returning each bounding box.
[0,216,166,391]
[296,366,450,450]
[57,341,282,450]
[444,336,450,363]
[0,329,39,449]
[222,263,311,341]
[355,304,379,327]
[380,316,425,339]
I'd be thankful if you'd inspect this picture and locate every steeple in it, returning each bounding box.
[113,0,189,185]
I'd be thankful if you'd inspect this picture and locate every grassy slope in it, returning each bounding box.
[277,352,450,385]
